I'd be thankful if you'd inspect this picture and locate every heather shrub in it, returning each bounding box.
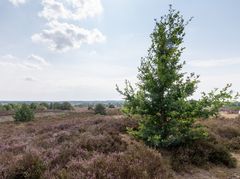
[88,105,93,110]
[94,104,106,115]
[227,137,240,150]
[171,140,237,171]
[217,127,240,139]
[14,104,34,122]
[107,108,122,116]
[65,143,168,179]
[56,169,69,179]
[8,153,46,179]
[202,118,240,151]
[78,132,127,153]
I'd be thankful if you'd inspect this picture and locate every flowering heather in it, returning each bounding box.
[0,109,168,179]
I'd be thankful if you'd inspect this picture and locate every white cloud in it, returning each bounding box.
[0,54,49,70]
[39,0,103,21]
[8,0,26,6]
[189,58,240,68]
[24,77,37,82]
[32,21,106,52]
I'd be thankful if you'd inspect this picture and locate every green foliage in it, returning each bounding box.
[224,102,240,111]
[117,5,238,148]
[61,102,73,110]
[39,102,49,109]
[0,103,21,112]
[14,104,34,122]
[94,103,106,115]
[108,103,115,108]
[30,103,37,110]
[49,102,73,110]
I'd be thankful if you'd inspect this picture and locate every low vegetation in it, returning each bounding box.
[0,110,170,178]
[8,153,46,179]
[0,109,239,178]
[170,139,237,171]
[0,102,74,114]
[0,5,239,179]
[14,104,35,122]
[94,103,107,115]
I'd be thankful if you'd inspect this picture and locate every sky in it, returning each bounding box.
[0,0,239,101]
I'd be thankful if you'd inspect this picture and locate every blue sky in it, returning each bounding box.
[0,0,239,101]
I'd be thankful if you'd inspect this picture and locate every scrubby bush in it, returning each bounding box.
[63,143,168,179]
[94,104,106,115]
[61,102,73,110]
[30,103,37,110]
[14,104,34,122]
[78,132,127,153]
[8,153,46,179]
[88,105,93,110]
[202,118,240,151]
[108,104,115,108]
[49,102,73,110]
[39,102,50,109]
[0,103,21,112]
[170,140,237,171]
[36,104,47,111]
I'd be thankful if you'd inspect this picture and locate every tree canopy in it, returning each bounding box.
[117,5,238,148]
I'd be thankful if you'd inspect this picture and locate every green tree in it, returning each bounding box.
[61,102,73,110]
[117,5,237,148]
[14,104,35,122]
[39,102,49,109]
[30,103,38,110]
[94,104,106,115]
[108,103,115,108]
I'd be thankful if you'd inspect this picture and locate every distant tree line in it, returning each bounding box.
[225,102,240,110]
[0,102,73,112]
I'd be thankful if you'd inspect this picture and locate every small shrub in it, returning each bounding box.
[61,102,73,110]
[8,153,46,179]
[66,143,168,179]
[56,169,70,179]
[87,105,93,110]
[39,102,50,109]
[49,102,73,110]
[94,104,106,115]
[78,132,127,153]
[227,137,240,150]
[14,104,34,122]
[108,104,115,108]
[208,145,237,168]
[36,105,47,111]
[218,127,240,139]
[30,103,37,110]
[171,140,237,171]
